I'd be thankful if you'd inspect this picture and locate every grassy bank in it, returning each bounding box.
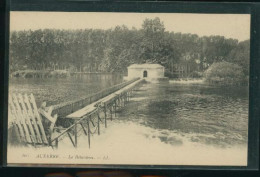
[11,70,70,78]
[169,78,204,84]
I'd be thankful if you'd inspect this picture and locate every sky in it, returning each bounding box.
[10,12,250,41]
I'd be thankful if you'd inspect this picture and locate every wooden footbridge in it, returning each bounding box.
[9,78,144,148]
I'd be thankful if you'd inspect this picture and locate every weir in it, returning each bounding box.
[48,78,141,117]
[9,78,144,148]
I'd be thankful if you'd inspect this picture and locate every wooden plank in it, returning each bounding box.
[12,94,32,143]
[29,94,49,144]
[48,78,139,116]
[24,94,43,143]
[49,78,142,148]
[18,94,38,143]
[9,99,26,142]
[80,123,88,135]
[49,114,58,135]
[104,106,107,128]
[18,94,37,144]
[9,111,22,142]
[98,79,143,106]
[66,103,97,119]
[97,112,100,135]
[47,106,53,116]
[87,119,90,148]
[74,123,77,148]
[51,109,96,143]
[67,132,76,147]
[38,108,57,123]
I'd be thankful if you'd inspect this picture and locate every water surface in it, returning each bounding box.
[9,74,123,106]
[9,75,248,148]
[117,81,248,148]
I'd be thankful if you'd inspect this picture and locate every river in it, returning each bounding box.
[9,74,123,106]
[8,74,249,165]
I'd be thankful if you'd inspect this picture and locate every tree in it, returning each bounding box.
[228,40,250,75]
[9,17,249,77]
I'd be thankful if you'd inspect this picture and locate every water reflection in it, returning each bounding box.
[9,74,123,106]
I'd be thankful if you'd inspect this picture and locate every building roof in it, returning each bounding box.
[128,64,164,69]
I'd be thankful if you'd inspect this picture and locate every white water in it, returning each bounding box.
[169,79,204,84]
[8,120,247,166]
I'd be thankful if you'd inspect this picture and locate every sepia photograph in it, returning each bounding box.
[7,12,250,166]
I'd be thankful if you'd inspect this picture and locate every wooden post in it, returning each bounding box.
[55,139,59,149]
[87,118,91,148]
[124,94,126,106]
[74,123,77,148]
[67,132,75,147]
[12,94,32,143]
[121,95,123,107]
[114,101,116,117]
[121,95,124,106]
[80,122,88,135]
[97,113,100,135]
[104,106,107,128]
[110,107,113,121]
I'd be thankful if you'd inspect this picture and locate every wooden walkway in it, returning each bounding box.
[9,78,144,148]
[51,78,144,148]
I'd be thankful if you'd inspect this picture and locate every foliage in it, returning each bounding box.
[227,40,250,75]
[9,17,249,77]
[204,61,246,85]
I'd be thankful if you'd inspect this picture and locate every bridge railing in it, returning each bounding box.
[48,78,140,117]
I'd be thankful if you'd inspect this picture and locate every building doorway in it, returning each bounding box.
[143,70,148,78]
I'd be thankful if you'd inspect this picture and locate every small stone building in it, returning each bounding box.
[124,64,167,82]
[127,64,164,78]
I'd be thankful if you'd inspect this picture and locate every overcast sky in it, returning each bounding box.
[10,12,250,41]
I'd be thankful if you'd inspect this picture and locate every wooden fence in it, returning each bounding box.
[48,78,140,117]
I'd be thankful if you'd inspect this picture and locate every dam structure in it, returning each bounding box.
[9,78,144,148]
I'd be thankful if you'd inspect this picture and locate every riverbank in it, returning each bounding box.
[11,70,70,78]
[169,77,248,86]
[169,78,204,84]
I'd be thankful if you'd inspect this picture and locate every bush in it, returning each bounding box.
[189,71,203,78]
[204,61,246,86]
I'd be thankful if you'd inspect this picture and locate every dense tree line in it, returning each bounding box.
[9,17,250,76]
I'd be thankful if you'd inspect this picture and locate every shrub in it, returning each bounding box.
[190,71,203,78]
[204,61,246,85]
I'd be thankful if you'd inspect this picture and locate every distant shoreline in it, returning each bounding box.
[10,70,119,78]
[169,78,248,86]
[169,78,204,84]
